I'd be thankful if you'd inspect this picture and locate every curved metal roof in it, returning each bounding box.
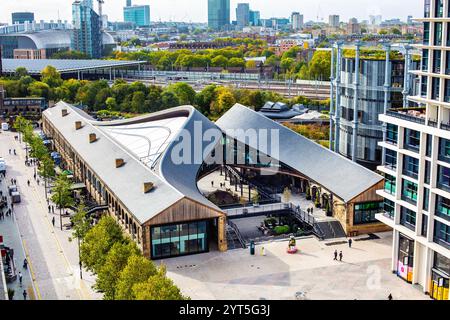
[15,30,71,49]
[216,104,383,203]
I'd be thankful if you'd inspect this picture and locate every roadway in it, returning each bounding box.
[0,130,101,300]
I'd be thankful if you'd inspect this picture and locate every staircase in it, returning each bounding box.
[226,220,247,249]
[314,221,347,240]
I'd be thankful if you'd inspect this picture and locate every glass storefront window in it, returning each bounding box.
[398,234,414,282]
[353,201,383,225]
[151,221,209,259]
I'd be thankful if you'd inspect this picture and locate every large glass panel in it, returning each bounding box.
[439,138,450,163]
[423,23,430,45]
[421,76,428,97]
[434,22,443,46]
[188,222,199,253]
[424,0,431,17]
[404,129,421,152]
[422,214,428,237]
[433,252,450,275]
[432,77,440,100]
[400,206,417,230]
[402,179,418,204]
[435,0,444,17]
[403,155,419,179]
[425,161,431,185]
[445,79,450,103]
[398,234,414,282]
[151,227,161,258]
[434,221,450,249]
[438,165,450,192]
[386,124,398,145]
[436,195,450,221]
[385,174,396,195]
[353,202,383,225]
[384,199,395,219]
[385,149,397,170]
[426,134,432,157]
[423,188,430,211]
[433,50,442,73]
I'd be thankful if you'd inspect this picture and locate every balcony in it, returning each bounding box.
[441,122,450,131]
[386,108,426,125]
[428,119,438,128]
[434,237,450,250]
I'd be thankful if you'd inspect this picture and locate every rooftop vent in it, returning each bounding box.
[115,158,125,168]
[75,121,82,130]
[89,133,97,143]
[61,109,68,117]
[143,182,154,194]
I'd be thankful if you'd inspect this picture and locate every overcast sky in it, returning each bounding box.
[0,0,423,24]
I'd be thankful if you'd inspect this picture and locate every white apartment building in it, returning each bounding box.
[376,0,450,300]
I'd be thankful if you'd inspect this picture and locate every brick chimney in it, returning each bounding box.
[89,133,97,143]
[143,182,154,194]
[115,158,125,168]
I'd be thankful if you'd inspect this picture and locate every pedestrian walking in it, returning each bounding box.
[333,250,338,260]
[211,181,214,187]
[36,179,40,185]
[23,258,28,270]
[27,180,30,187]
[13,179,16,185]
[388,293,393,300]
[13,149,16,155]
[48,205,51,213]
[33,173,36,180]
[348,238,353,248]
[52,217,55,227]
[8,149,11,155]
[18,272,22,287]
[51,206,55,214]
[339,251,343,262]
[23,290,27,300]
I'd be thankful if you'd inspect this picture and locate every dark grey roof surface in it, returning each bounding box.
[2,59,145,74]
[216,104,383,202]
[43,102,221,225]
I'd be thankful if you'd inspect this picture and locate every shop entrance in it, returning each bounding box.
[397,233,414,283]
[430,270,449,300]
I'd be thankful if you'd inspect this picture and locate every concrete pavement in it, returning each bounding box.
[0,130,101,300]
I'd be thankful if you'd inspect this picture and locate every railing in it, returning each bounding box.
[225,202,293,217]
[441,122,450,131]
[383,211,395,220]
[428,120,438,128]
[386,110,426,125]
[227,220,247,248]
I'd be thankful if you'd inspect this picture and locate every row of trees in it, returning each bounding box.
[1,66,329,120]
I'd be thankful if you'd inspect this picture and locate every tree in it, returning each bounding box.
[280,57,295,73]
[70,201,92,280]
[245,60,257,69]
[228,57,245,68]
[95,240,140,300]
[41,65,63,88]
[51,50,90,60]
[28,81,50,100]
[211,55,228,68]
[12,116,32,143]
[15,67,29,78]
[131,91,146,113]
[105,97,118,111]
[132,265,187,300]
[115,255,157,300]
[80,216,125,274]
[51,173,74,230]
[161,91,180,109]
[167,82,196,105]
[38,155,56,199]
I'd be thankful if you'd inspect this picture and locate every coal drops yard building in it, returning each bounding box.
[42,101,389,260]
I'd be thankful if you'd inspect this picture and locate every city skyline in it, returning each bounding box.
[0,0,423,24]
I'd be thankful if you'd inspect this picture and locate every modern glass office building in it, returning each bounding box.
[123,5,150,28]
[208,0,230,31]
[376,0,450,300]
[71,0,103,58]
[236,3,250,30]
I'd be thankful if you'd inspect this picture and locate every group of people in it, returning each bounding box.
[333,238,353,262]
[0,178,15,220]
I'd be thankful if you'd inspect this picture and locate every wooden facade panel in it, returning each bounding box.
[144,197,224,227]
[349,180,384,204]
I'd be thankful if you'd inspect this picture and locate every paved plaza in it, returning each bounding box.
[164,232,429,300]
[0,130,101,300]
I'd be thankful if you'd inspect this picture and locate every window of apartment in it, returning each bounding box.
[404,128,421,152]
[445,79,450,103]
[432,77,441,100]
[354,201,383,225]
[421,76,428,97]
[403,155,419,179]
[447,25,450,47]
[423,23,430,45]
[422,49,429,71]
[436,0,444,17]
[434,22,443,46]
[386,123,398,145]
[384,199,395,219]
[402,179,419,204]
[422,214,428,237]
[424,188,430,211]
[424,0,431,17]
[434,221,450,249]
[436,195,450,221]
[425,161,431,185]
[385,149,397,170]
[400,206,417,231]
[438,165,450,192]
[426,134,433,157]
[385,174,396,195]
[433,50,442,73]
[439,138,450,163]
